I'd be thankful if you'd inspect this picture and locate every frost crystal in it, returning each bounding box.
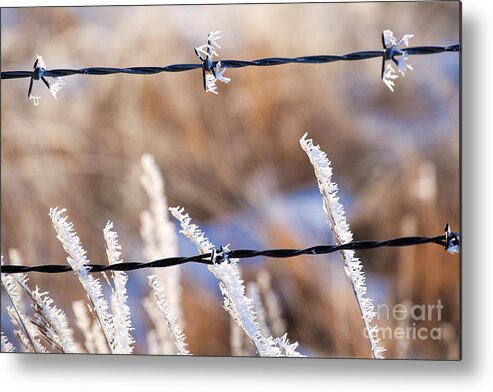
[214,61,231,84]
[446,242,460,255]
[382,64,398,92]
[29,55,66,105]
[28,95,41,106]
[49,77,66,99]
[208,31,222,50]
[397,51,413,76]
[383,30,414,48]
[300,133,386,359]
[444,225,460,255]
[205,73,218,95]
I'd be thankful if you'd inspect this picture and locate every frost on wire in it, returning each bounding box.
[382,30,415,92]
[194,31,231,95]
[29,55,66,106]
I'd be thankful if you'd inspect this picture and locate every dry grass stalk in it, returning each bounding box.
[140,153,182,353]
[147,275,190,355]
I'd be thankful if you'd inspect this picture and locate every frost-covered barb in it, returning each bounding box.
[444,224,460,255]
[140,153,182,354]
[169,206,303,357]
[381,30,415,91]
[103,221,135,354]
[147,275,190,355]
[1,332,15,352]
[28,55,66,105]
[300,133,386,359]
[49,207,114,353]
[194,31,231,94]
[383,30,414,48]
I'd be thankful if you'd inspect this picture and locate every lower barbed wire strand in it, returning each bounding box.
[0,233,453,275]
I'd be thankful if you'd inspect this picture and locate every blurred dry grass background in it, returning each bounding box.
[1,2,459,359]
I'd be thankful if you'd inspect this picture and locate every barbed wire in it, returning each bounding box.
[0,30,460,99]
[0,224,460,275]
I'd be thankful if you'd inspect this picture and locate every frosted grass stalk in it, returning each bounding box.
[16,279,75,353]
[247,282,271,337]
[7,249,76,352]
[300,133,386,359]
[142,296,175,354]
[230,317,245,356]
[169,206,303,357]
[1,332,15,352]
[1,256,42,352]
[140,154,182,320]
[72,300,108,354]
[256,270,287,337]
[49,207,114,353]
[103,221,135,354]
[147,275,190,355]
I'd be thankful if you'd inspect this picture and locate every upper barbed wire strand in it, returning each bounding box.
[0,45,459,80]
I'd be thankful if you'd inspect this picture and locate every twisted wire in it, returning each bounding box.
[0,232,456,275]
[0,45,459,81]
